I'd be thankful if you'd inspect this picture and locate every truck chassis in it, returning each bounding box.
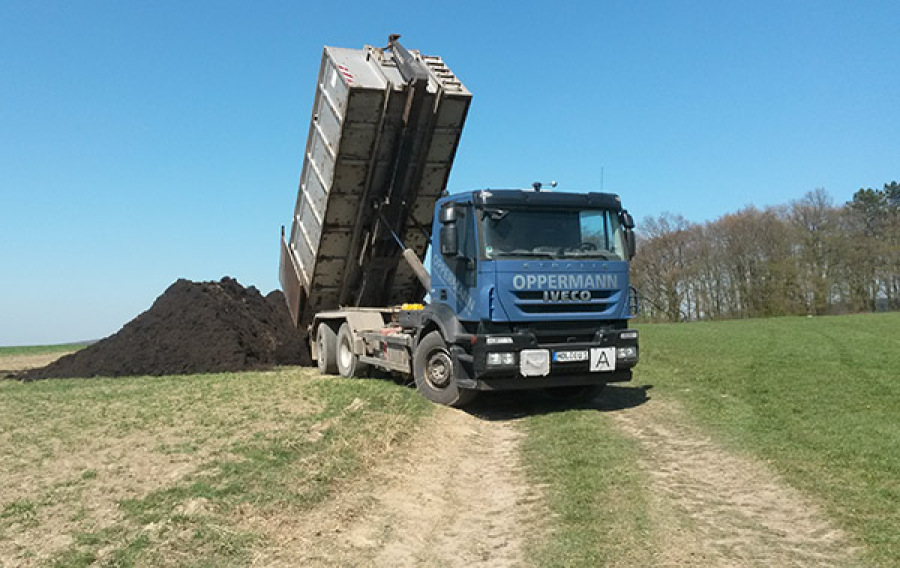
[311,306,637,407]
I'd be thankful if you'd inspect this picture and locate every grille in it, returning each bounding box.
[518,303,609,314]
[512,289,617,315]
[511,321,616,344]
[513,290,615,301]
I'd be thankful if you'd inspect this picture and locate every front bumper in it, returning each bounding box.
[451,329,639,391]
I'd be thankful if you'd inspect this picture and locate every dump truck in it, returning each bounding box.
[280,36,639,406]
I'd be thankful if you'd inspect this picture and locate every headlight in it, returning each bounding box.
[616,346,638,359]
[486,352,516,366]
[620,330,638,340]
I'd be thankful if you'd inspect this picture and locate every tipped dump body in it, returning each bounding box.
[280,41,471,332]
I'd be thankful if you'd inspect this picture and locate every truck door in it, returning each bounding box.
[433,203,478,319]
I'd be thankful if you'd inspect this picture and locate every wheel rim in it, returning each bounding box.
[425,348,453,389]
[339,336,353,370]
[318,334,327,364]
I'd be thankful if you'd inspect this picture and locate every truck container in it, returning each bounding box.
[280,36,471,333]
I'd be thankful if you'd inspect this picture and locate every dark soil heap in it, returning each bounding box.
[21,277,306,380]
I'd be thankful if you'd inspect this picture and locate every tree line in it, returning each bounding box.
[631,182,899,322]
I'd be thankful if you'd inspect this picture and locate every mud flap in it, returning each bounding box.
[450,346,478,389]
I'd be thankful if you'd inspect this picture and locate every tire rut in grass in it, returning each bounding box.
[611,400,859,566]
[256,406,542,567]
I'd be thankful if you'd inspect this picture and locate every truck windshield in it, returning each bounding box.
[480,207,626,260]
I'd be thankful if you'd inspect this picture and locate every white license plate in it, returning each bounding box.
[590,347,616,372]
[553,350,588,363]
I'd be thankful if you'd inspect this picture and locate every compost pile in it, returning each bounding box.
[21,277,305,380]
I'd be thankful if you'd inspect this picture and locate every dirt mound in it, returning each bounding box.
[21,277,307,380]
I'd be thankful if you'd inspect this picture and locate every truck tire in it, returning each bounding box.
[413,331,477,407]
[336,323,369,378]
[316,323,338,374]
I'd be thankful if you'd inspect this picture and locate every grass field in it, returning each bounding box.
[0,369,430,566]
[639,312,899,564]
[1,312,897,566]
[520,395,652,566]
[523,312,899,565]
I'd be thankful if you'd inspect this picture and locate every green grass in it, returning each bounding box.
[521,398,652,567]
[0,369,431,566]
[637,312,900,565]
[520,312,897,566]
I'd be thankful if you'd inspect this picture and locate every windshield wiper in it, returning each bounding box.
[491,250,556,259]
[559,249,618,260]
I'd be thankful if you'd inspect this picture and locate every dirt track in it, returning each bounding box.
[251,393,859,567]
[253,406,543,567]
[611,399,858,566]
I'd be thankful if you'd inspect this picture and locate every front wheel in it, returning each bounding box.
[412,331,477,407]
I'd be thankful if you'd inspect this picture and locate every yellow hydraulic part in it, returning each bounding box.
[401,303,425,311]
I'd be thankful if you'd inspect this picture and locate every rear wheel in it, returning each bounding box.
[316,323,338,374]
[413,331,477,407]
[336,323,369,378]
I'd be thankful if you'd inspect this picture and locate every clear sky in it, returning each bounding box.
[2,1,898,346]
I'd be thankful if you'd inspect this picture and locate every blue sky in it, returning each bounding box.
[2,1,898,346]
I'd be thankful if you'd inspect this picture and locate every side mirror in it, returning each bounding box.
[624,229,636,260]
[439,203,458,224]
[620,210,635,230]
[440,224,459,256]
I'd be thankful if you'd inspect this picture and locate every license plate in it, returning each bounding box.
[590,347,616,372]
[553,350,588,363]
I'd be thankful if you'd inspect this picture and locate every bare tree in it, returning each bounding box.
[789,189,839,314]
[631,182,899,321]
[631,213,694,321]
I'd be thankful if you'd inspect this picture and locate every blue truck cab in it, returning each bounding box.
[411,188,639,402]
